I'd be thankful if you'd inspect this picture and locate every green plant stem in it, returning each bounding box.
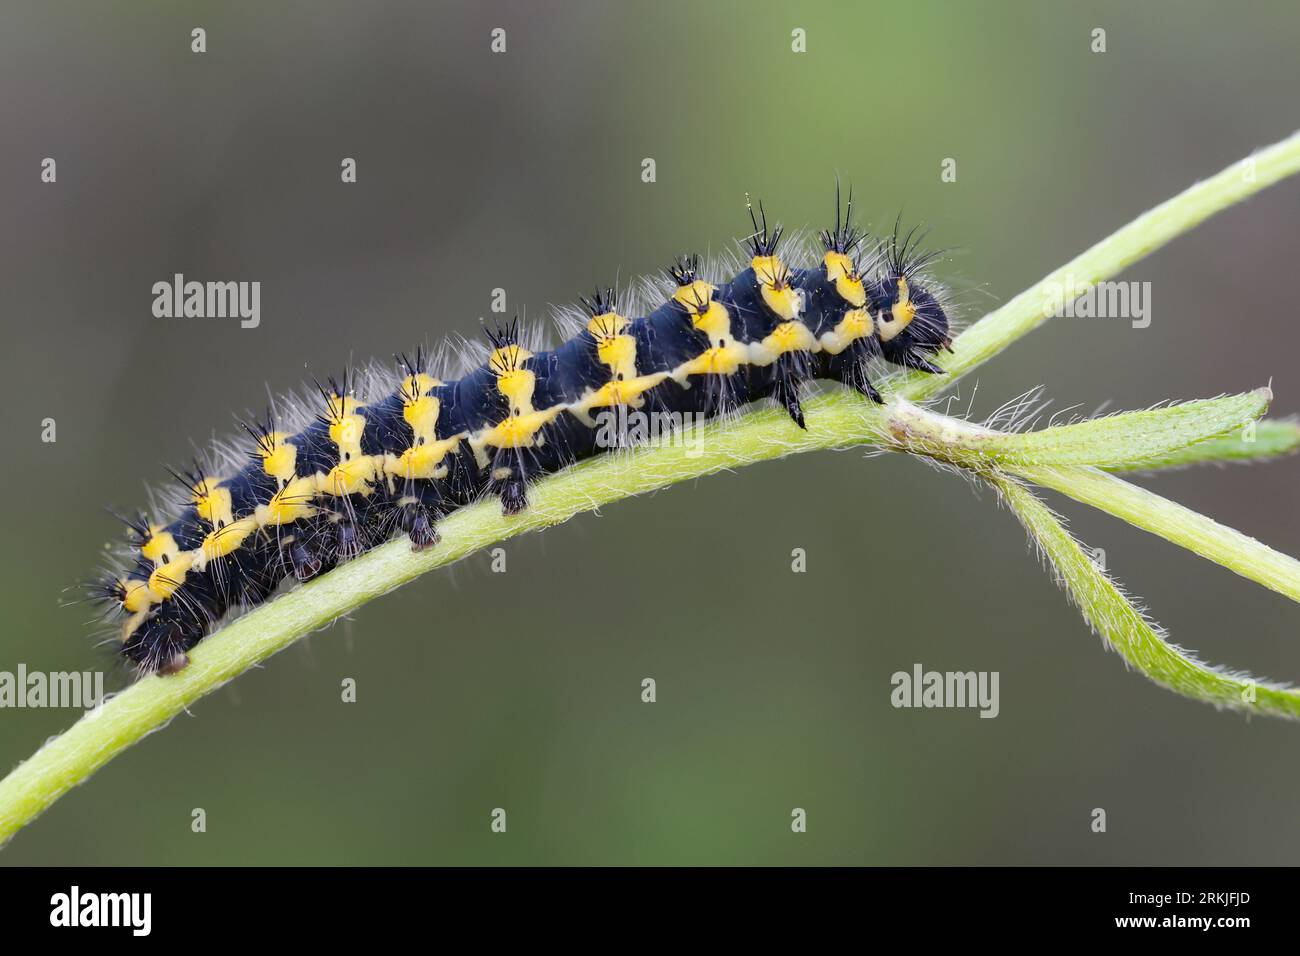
[1104,419,1300,471]
[1009,463,1300,603]
[881,393,1300,602]
[994,476,1300,719]
[886,389,1272,470]
[895,130,1300,401]
[3,134,1300,846]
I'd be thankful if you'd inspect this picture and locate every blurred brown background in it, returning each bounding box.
[1,0,1297,864]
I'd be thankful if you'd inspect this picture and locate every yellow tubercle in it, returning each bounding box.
[819,308,875,355]
[587,311,629,339]
[823,251,853,282]
[672,280,716,313]
[259,436,298,483]
[329,411,368,459]
[319,454,380,497]
[834,274,867,308]
[681,342,747,378]
[403,394,441,441]
[384,437,460,481]
[495,368,537,415]
[193,484,235,529]
[389,387,459,478]
[838,308,874,341]
[690,300,732,340]
[256,475,319,527]
[120,610,149,643]
[763,320,816,355]
[147,552,193,601]
[140,530,180,566]
[478,406,564,450]
[120,579,152,614]
[489,344,533,375]
[760,283,802,321]
[595,334,638,382]
[823,251,866,307]
[877,277,916,342]
[403,372,440,397]
[198,516,258,566]
[750,255,784,286]
[581,372,668,411]
[752,255,802,320]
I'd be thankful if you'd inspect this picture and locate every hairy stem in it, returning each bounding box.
[885,389,1273,470]
[882,391,1300,602]
[994,476,1300,719]
[1010,463,1300,603]
[1104,419,1300,471]
[895,130,1300,401]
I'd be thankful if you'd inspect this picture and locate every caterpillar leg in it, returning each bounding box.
[328,506,369,562]
[886,348,945,375]
[489,449,531,516]
[395,482,443,551]
[157,654,191,675]
[496,477,528,516]
[403,504,440,550]
[275,514,337,582]
[771,350,814,428]
[286,537,325,581]
[852,375,883,404]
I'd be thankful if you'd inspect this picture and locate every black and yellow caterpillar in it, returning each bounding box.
[93,197,952,673]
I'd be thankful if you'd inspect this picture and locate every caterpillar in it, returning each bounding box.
[91,194,953,674]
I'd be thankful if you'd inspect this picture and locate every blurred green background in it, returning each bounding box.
[1,0,1298,865]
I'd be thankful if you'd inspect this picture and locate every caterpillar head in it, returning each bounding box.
[871,222,952,370]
